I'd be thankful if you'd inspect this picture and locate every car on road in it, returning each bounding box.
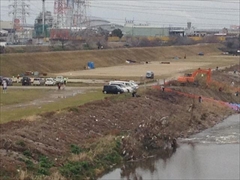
[22,76,31,86]
[45,78,56,86]
[33,78,45,86]
[103,85,124,94]
[146,71,154,79]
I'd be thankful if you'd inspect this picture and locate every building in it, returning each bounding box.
[123,20,184,37]
[71,16,123,32]
[33,11,53,38]
[0,21,14,32]
[50,16,123,40]
[0,21,14,42]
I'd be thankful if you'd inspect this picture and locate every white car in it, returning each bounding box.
[55,76,64,83]
[129,81,139,89]
[109,83,129,93]
[45,78,56,86]
[109,81,134,93]
[33,78,45,86]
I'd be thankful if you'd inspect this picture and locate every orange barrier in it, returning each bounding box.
[152,85,234,108]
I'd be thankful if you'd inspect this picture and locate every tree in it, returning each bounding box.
[112,29,123,39]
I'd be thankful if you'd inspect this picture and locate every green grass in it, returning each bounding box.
[0,90,108,124]
[0,89,51,106]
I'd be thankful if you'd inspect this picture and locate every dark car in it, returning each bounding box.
[102,85,124,94]
[2,77,13,86]
[22,76,31,86]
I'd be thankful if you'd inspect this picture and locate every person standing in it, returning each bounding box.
[2,80,7,93]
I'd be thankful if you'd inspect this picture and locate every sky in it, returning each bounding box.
[0,0,239,29]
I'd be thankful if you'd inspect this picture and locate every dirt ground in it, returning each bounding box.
[0,64,240,179]
[54,55,239,79]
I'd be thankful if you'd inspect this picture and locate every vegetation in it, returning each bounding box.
[111,29,123,39]
[60,136,122,179]
[0,89,50,106]
[0,90,108,123]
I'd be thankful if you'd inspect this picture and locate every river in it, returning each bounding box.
[99,114,240,180]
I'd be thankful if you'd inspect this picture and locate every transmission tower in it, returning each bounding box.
[73,0,89,28]
[9,0,30,29]
[53,0,67,28]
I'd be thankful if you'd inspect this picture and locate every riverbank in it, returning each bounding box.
[0,84,239,179]
[101,114,240,180]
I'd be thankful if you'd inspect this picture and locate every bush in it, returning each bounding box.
[60,161,91,179]
[70,144,82,154]
[37,156,53,175]
[23,150,32,157]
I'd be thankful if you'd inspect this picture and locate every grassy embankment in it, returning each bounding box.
[0,89,108,123]
[2,86,236,180]
[1,44,224,77]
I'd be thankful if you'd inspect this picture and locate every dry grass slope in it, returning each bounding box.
[1,44,222,76]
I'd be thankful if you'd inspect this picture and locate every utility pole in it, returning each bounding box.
[42,0,45,37]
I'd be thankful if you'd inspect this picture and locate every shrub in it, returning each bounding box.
[70,144,82,155]
[23,150,32,157]
[16,141,25,147]
[60,161,91,179]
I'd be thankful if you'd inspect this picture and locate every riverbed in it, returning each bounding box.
[100,114,240,180]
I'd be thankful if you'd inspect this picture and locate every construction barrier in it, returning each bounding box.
[153,85,240,111]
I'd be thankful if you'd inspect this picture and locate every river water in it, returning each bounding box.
[100,114,240,180]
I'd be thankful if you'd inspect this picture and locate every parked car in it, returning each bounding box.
[55,76,64,84]
[103,85,124,94]
[146,71,154,79]
[45,78,56,86]
[33,78,45,86]
[22,76,31,86]
[129,80,139,89]
[109,83,128,93]
[109,81,134,92]
[2,77,13,86]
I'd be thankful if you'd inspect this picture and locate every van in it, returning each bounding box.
[103,85,124,94]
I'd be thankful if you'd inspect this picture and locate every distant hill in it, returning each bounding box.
[1,43,223,76]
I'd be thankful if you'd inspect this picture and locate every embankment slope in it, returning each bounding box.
[1,44,222,76]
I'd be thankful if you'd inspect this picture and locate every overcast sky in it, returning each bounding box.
[0,0,239,29]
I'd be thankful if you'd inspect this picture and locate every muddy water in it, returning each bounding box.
[100,114,240,180]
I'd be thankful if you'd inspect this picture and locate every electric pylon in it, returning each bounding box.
[9,0,30,29]
[53,0,67,28]
[73,0,89,28]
